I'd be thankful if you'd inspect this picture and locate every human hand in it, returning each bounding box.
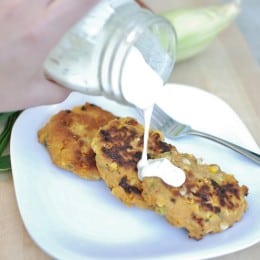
[0,0,97,112]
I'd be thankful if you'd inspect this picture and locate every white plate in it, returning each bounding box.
[11,83,260,260]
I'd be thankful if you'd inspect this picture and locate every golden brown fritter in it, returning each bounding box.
[142,152,248,240]
[91,117,175,208]
[38,103,116,179]
[92,117,248,239]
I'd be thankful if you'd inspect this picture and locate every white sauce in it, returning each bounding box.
[138,158,186,187]
[121,47,186,187]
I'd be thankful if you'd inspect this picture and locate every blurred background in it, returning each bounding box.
[144,0,260,145]
[234,0,260,64]
[147,0,260,64]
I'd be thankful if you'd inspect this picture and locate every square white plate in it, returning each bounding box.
[11,83,260,260]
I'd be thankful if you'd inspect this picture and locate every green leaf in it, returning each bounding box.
[0,155,11,172]
[0,111,21,156]
[0,111,20,155]
[0,111,21,172]
[0,112,14,122]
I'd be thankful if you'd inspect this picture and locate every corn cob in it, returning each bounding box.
[161,2,240,62]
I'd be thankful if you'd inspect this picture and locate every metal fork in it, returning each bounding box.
[139,105,260,164]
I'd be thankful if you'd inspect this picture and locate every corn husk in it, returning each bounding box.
[161,2,240,62]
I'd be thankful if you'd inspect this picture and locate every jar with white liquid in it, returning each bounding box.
[44,0,177,108]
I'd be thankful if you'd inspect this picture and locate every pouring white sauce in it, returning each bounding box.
[121,47,186,187]
[45,23,184,187]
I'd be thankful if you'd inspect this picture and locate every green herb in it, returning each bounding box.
[0,155,12,172]
[0,112,14,122]
[0,111,21,172]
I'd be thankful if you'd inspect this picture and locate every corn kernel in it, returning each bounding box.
[182,158,191,165]
[220,223,229,230]
[109,162,118,171]
[156,206,166,215]
[209,164,219,173]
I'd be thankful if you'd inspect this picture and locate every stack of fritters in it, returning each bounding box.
[38,104,248,239]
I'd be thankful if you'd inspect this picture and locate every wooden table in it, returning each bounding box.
[1,0,259,259]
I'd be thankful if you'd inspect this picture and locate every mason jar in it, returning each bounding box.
[44,0,177,106]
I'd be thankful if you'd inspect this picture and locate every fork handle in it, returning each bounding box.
[188,130,260,164]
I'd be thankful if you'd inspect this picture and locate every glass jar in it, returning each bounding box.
[44,0,177,106]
